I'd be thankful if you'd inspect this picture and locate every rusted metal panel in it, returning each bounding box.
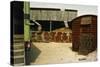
[71,15,97,54]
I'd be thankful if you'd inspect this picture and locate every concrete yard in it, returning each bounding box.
[31,42,97,65]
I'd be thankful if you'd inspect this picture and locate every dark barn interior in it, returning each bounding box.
[11,1,24,34]
[11,1,24,65]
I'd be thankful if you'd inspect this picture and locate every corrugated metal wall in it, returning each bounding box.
[72,15,97,54]
[30,8,77,21]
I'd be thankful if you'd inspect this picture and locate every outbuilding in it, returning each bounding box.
[71,15,97,55]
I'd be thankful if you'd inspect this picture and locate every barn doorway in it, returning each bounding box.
[11,1,24,65]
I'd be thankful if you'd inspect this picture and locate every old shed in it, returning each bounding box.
[71,15,97,54]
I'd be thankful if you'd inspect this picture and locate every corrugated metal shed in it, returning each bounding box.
[71,15,97,54]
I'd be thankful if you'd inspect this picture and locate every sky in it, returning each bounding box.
[30,2,97,16]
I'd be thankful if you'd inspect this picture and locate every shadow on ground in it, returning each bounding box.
[30,44,41,63]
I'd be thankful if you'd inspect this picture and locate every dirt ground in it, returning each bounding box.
[31,42,97,65]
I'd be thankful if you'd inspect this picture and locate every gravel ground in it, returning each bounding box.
[31,42,97,65]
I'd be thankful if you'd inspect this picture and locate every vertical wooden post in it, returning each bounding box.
[24,2,31,65]
[24,2,30,41]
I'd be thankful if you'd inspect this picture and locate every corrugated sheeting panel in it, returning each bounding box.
[81,16,92,24]
[30,9,77,21]
[68,11,77,21]
[72,15,97,54]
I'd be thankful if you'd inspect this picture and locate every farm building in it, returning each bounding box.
[30,8,77,43]
[10,1,97,66]
[71,15,97,55]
